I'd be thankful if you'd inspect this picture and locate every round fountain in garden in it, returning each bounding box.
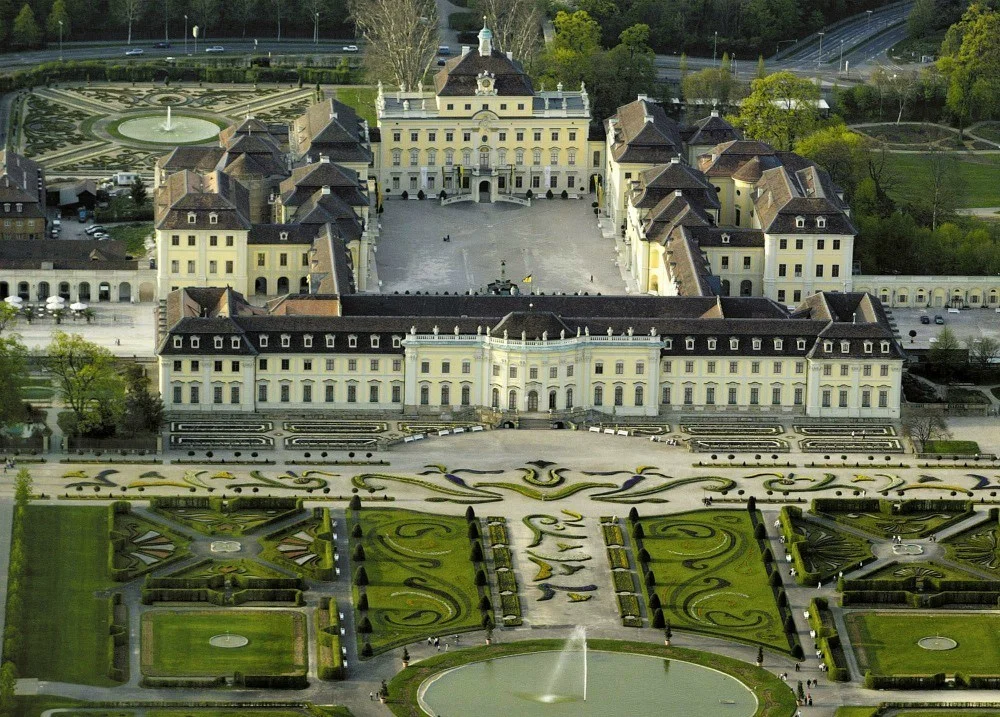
[918,636,958,651]
[114,109,222,144]
[210,540,241,553]
[209,633,249,648]
[418,628,757,716]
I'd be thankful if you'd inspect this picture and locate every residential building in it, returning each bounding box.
[0,150,46,240]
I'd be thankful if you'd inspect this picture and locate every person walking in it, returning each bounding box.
[369,691,374,701]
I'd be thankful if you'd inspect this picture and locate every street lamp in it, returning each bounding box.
[193,24,199,55]
[713,31,718,65]
[867,9,873,32]
[817,31,824,68]
[184,14,188,54]
[57,20,63,62]
[839,38,844,73]
[314,12,319,45]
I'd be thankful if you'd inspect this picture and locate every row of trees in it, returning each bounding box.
[0,468,33,712]
[0,0,352,50]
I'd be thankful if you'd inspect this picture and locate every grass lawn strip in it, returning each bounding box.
[140,610,306,678]
[17,506,115,685]
[845,611,1000,677]
[353,508,481,656]
[864,560,980,581]
[923,440,983,455]
[639,509,790,653]
[386,639,796,717]
[881,152,1000,208]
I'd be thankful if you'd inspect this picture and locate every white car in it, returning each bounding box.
[125,48,144,56]
[342,45,359,52]
[205,46,225,53]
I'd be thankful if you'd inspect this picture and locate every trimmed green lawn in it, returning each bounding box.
[864,561,979,581]
[141,610,307,678]
[638,510,791,653]
[882,153,1000,208]
[846,611,1000,676]
[833,709,878,717]
[352,508,482,656]
[333,86,377,127]
[923,439,982,454]
[107,222,152,255]
[17,506,115,685]
[49,709,352,717]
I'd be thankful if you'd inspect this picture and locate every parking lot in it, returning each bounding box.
[889,306,1000,350]
[376,196,628,295]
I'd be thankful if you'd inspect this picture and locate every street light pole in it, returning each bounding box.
[713,31,718,66]
[184,14,188,54]
[164,0,168,44]
[314,12,319,45]
[867,9,872,32]
[58,20,63,61]
[839,38,844,73]
[817,31,824,68]
[193,24,198,55]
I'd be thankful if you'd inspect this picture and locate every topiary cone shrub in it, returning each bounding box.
[754,522,767,539]
[361,642,373,657]
[479,595,492,611]
[468,522,480,539]
[648,593,661,610]
[465,506,476,522]
[645,570,656,587]
[358,616,372,633]
[352,544,366,562]
[632,523,644,540]
[470,542,484,562]
[651,608,665,628]
[628,507,639,522]
[638,547,651,564]
[355,566,369,586]
[357,592,369,611]
[475,568,487,586]
[351,523,363,539]
[349,495,362,510]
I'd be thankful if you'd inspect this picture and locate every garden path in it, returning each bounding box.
[0,498,11,655]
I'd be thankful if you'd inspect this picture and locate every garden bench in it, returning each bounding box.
[589,427,601,433]
[453,428,465,433]
[472,425,484,432]
[617,430,628,437]
[438,430,450,436]
[603,428,615,435]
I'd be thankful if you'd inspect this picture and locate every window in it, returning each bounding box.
[325,359,334,371]
[795,239,804,250]
[706,386,715,404]
[281,358,290,371]
[213,360,223,372]
[817,216,827,229]
[302,384,312,403]
[661,386,671,404]
[231,360,240,372]
[862,390,871,408]
[567,365,574,377]
[529,367,538,380]
[509,365,517,379]
[730,338,739,350]
[795,216,805,228]
[370,359,380,371]
[751,361,760,374]
[492,364,501,378]
[213,386,223,404]
[729,361,738,374]
[280,384,290,403]
[441,361,451,374]
[594,362,603,375]
[190,337,200,349]
[213,336,223,349]
[728,386,737,405]
[515,149,524,165]
[258,384,268,403]
[613,385,624,407]
[685,361,695,374]
[879,389,888,408]
[326,334,335,348]
[707,361,716,374]
[391,149,401,166]
[816,265,824,278]
[772,386,781,405]
[795,361,804,374]
[749,386,759,405]
[568,149,576,166]
[684,386,693,405]
[594,385,603,406]
[773,361,782,373]
[832,265,840,278]
[743,256,751,270]
[392,131,401,142]
[533,149,541,165]
[190,385,200,404]
[685,337,695,350]
[707,338,717,351]
[326,384,335,402]
[797,339,807,351]
[550,149,559,165]
[823,364,832,376]
[840,364,849,377]
[348,359,357,372]
[752,338,762,351]
[779,239,787,250]
[392,385,402,403]
[881,341,891,354]
[225,261,233,274]
[817,239,825,250]
[794,264,803,278]
[841,341,851,354]
[173,385,182,403]
[821,390,831,408]
[347,335,358,348]
[636,361,644,375]
[533,131,542,141]
[187,260,195,274]
[226,236,233,246]
[833,239,841,250]
[370,384,380,403]
[347,384,357,403]
[839,389,848,408]
[794,387,803,405]
[549,366,558,379]
[615,361,624,375]
[778,264,786,278]
[209,260,217,274]
[634,386,644,406]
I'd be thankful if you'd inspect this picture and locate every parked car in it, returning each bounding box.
[341,45,359,52]
[920,315,930,324]
[125,48,144,56]
[153,41,171,48]
[934,315,945,324]
[205,46,225,53]
[436,58,446,66]
[85,225,106,236]
[437,45,451,55]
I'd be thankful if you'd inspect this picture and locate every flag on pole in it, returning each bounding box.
[523,275,533,283]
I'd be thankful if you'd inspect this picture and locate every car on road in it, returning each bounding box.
[934,315,945,324]
[437,45,451,55]
[125,48,144,56]
[920,315,930,324]
[153,41,171,48]
[205,46,225,53]
[341,45,359,52]
[436,58,446,66]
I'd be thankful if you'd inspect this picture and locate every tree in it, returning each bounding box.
[0,332,28,431]
[349,0,438,89]
[795,123,872,197]
[10,4,41,48]
[44,332,125,437]
[756,645,764,665]
[130,176,147,206]
[889,70,919,124]
[928,325,964,380]
[189,0,219,39]
[682,67,740,110]
[45,0,69,39]
[476,0,543,65]
[902,413,950,451]
[14,467,32,505]
[908,0,937,39]
[967,337,1000,369]
[231,0,257,37]
[756,55,766,80]
[919,150,961,231]
[117,363,163,437]
[733,71,819,150]
[113,0,145,44]
[939,4,1000,131]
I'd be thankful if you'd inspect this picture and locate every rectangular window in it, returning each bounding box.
[661,386,671,404]
[773,361,782,373]
[840,364,849,377]
[173,385,182,403]
[549,366,558,379]
[280,384,290,402]
[880,364,889,377]
[370,359,380,371]
[635,362,644,375]
[208,260,217,274]
[325,359,334,371]
[795,239,803,250]
[463,361,471,374]
[258,384,268,403]
[751,361,760,374]
[594,362,603,375]
[325,384,335,402]
[302,384,312,403]
[259,359,268,370]
[509,366,517,378]
[187,260,195,274]
[863,364,872,377]
[190,385,200,404]
[750,387,759,405]
[839,390,849,408]
[706,386,715,405]
[772,387,781,405]
[421,361,430,374]
[743,256,751,270]
[225,261,233,274]
[392,385,401,403]
[347,385,357,403]
[794,387,803,405]
[231,360,239,372]
[707,361,716,374]
[213,386,223,404]
[822,390,831,408]
[879,389,888,408]
[683,387,693,405]
[370,385,379,403]
[303,360,312,372]
[862,390,871,408]
[823,364,832,376]
[281,359,290,371]
[816,264,824,278]
[728,387,737,405]
[348,359,358,372]
[567,365,574,377]
[685,361,694,374]
[832,265,840,277]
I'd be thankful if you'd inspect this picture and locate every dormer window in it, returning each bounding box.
[797,338,807,350]
[685,337,695,350]
[707,338,717,350]
[326,334,335,348]
[190,336,200,349]
[823,341,833,352]
[881,341,891,354]
[816,216,827,229]
[392,335,402,348]
[863,341,873,353]
[259,335,269,348]
[752,338,762,351]
[208,212,218,225]
[841,341,850,354]
[348,335,358,348]
[774,338,783,351]
[721,233,730,244]
[214,336,223,349]
[187,212,197,224]
[795,216,805,228]
[231,337,241,349]
[173,336,182,348]
[371,336,380,348]
[15,203,22,213]
[280,231,288,241]
[664,338,673,349]
[3,204,9,212]
[730,337,739,350]
[304,334,313,348]
[281,334,290,348]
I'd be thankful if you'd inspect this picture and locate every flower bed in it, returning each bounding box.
[800,438,903,453]
[488,523,509,546]
[617,593,641,619]
[592,423,670,436]
[283,421,388,434]
[602,524,624,546]
[612,570,635,593]
[682,423,783,436]
[795,424,895,437]
[497,569,517,594]
[492,546,512,570]
[607,547,630,570]
[284,436,379,449]
[169,435,273,449]
[169,421,272,433]
[690,438,790,453]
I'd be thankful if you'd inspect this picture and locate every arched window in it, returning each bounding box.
[492,387,500,409]
[420,385,429,405]
[508,389,518,411]
[445,149,455,166]
[740,279,752,297]
[548,390,557,410]
[550,148,559,165]
[515,149,525,165]
[461,385,471,406]
[463,149,472,165]
[533,149,541,165]
[634,385,644,406]
[565,387,573,409]
[720,279,730,296]
[614,385,624,406]
[593,385,603,406]
[409,148,419,166]
[440,384,450,405]
[391,149,402,166]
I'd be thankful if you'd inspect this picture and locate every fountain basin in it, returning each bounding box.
[418,650,756,716]
[113,114,222,144]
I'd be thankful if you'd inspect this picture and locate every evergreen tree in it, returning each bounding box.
[130,176,147,206]
[45,0,69,39]
[10,3,40,48]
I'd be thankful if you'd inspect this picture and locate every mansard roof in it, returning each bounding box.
[433,48,534,97]
[607,97,683,164]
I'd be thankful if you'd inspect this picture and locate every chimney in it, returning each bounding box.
[462,45,471,56]
[637,94,649,102]
[319,155,330,163]
[674,189,683,197]
[506,51,512,60]
[322,185,331,195]
[670,156,680,164]
[710,109,719,117]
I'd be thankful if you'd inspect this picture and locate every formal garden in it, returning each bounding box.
[9,83,372,176]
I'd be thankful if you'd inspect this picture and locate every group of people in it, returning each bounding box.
[1,458,16,473]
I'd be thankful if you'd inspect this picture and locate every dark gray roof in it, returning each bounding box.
[433,49,534,97]
[0,239,138,270]
[607,98,683,164]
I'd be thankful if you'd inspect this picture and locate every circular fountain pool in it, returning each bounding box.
[114,114,222,144]
[418,650,756,716]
